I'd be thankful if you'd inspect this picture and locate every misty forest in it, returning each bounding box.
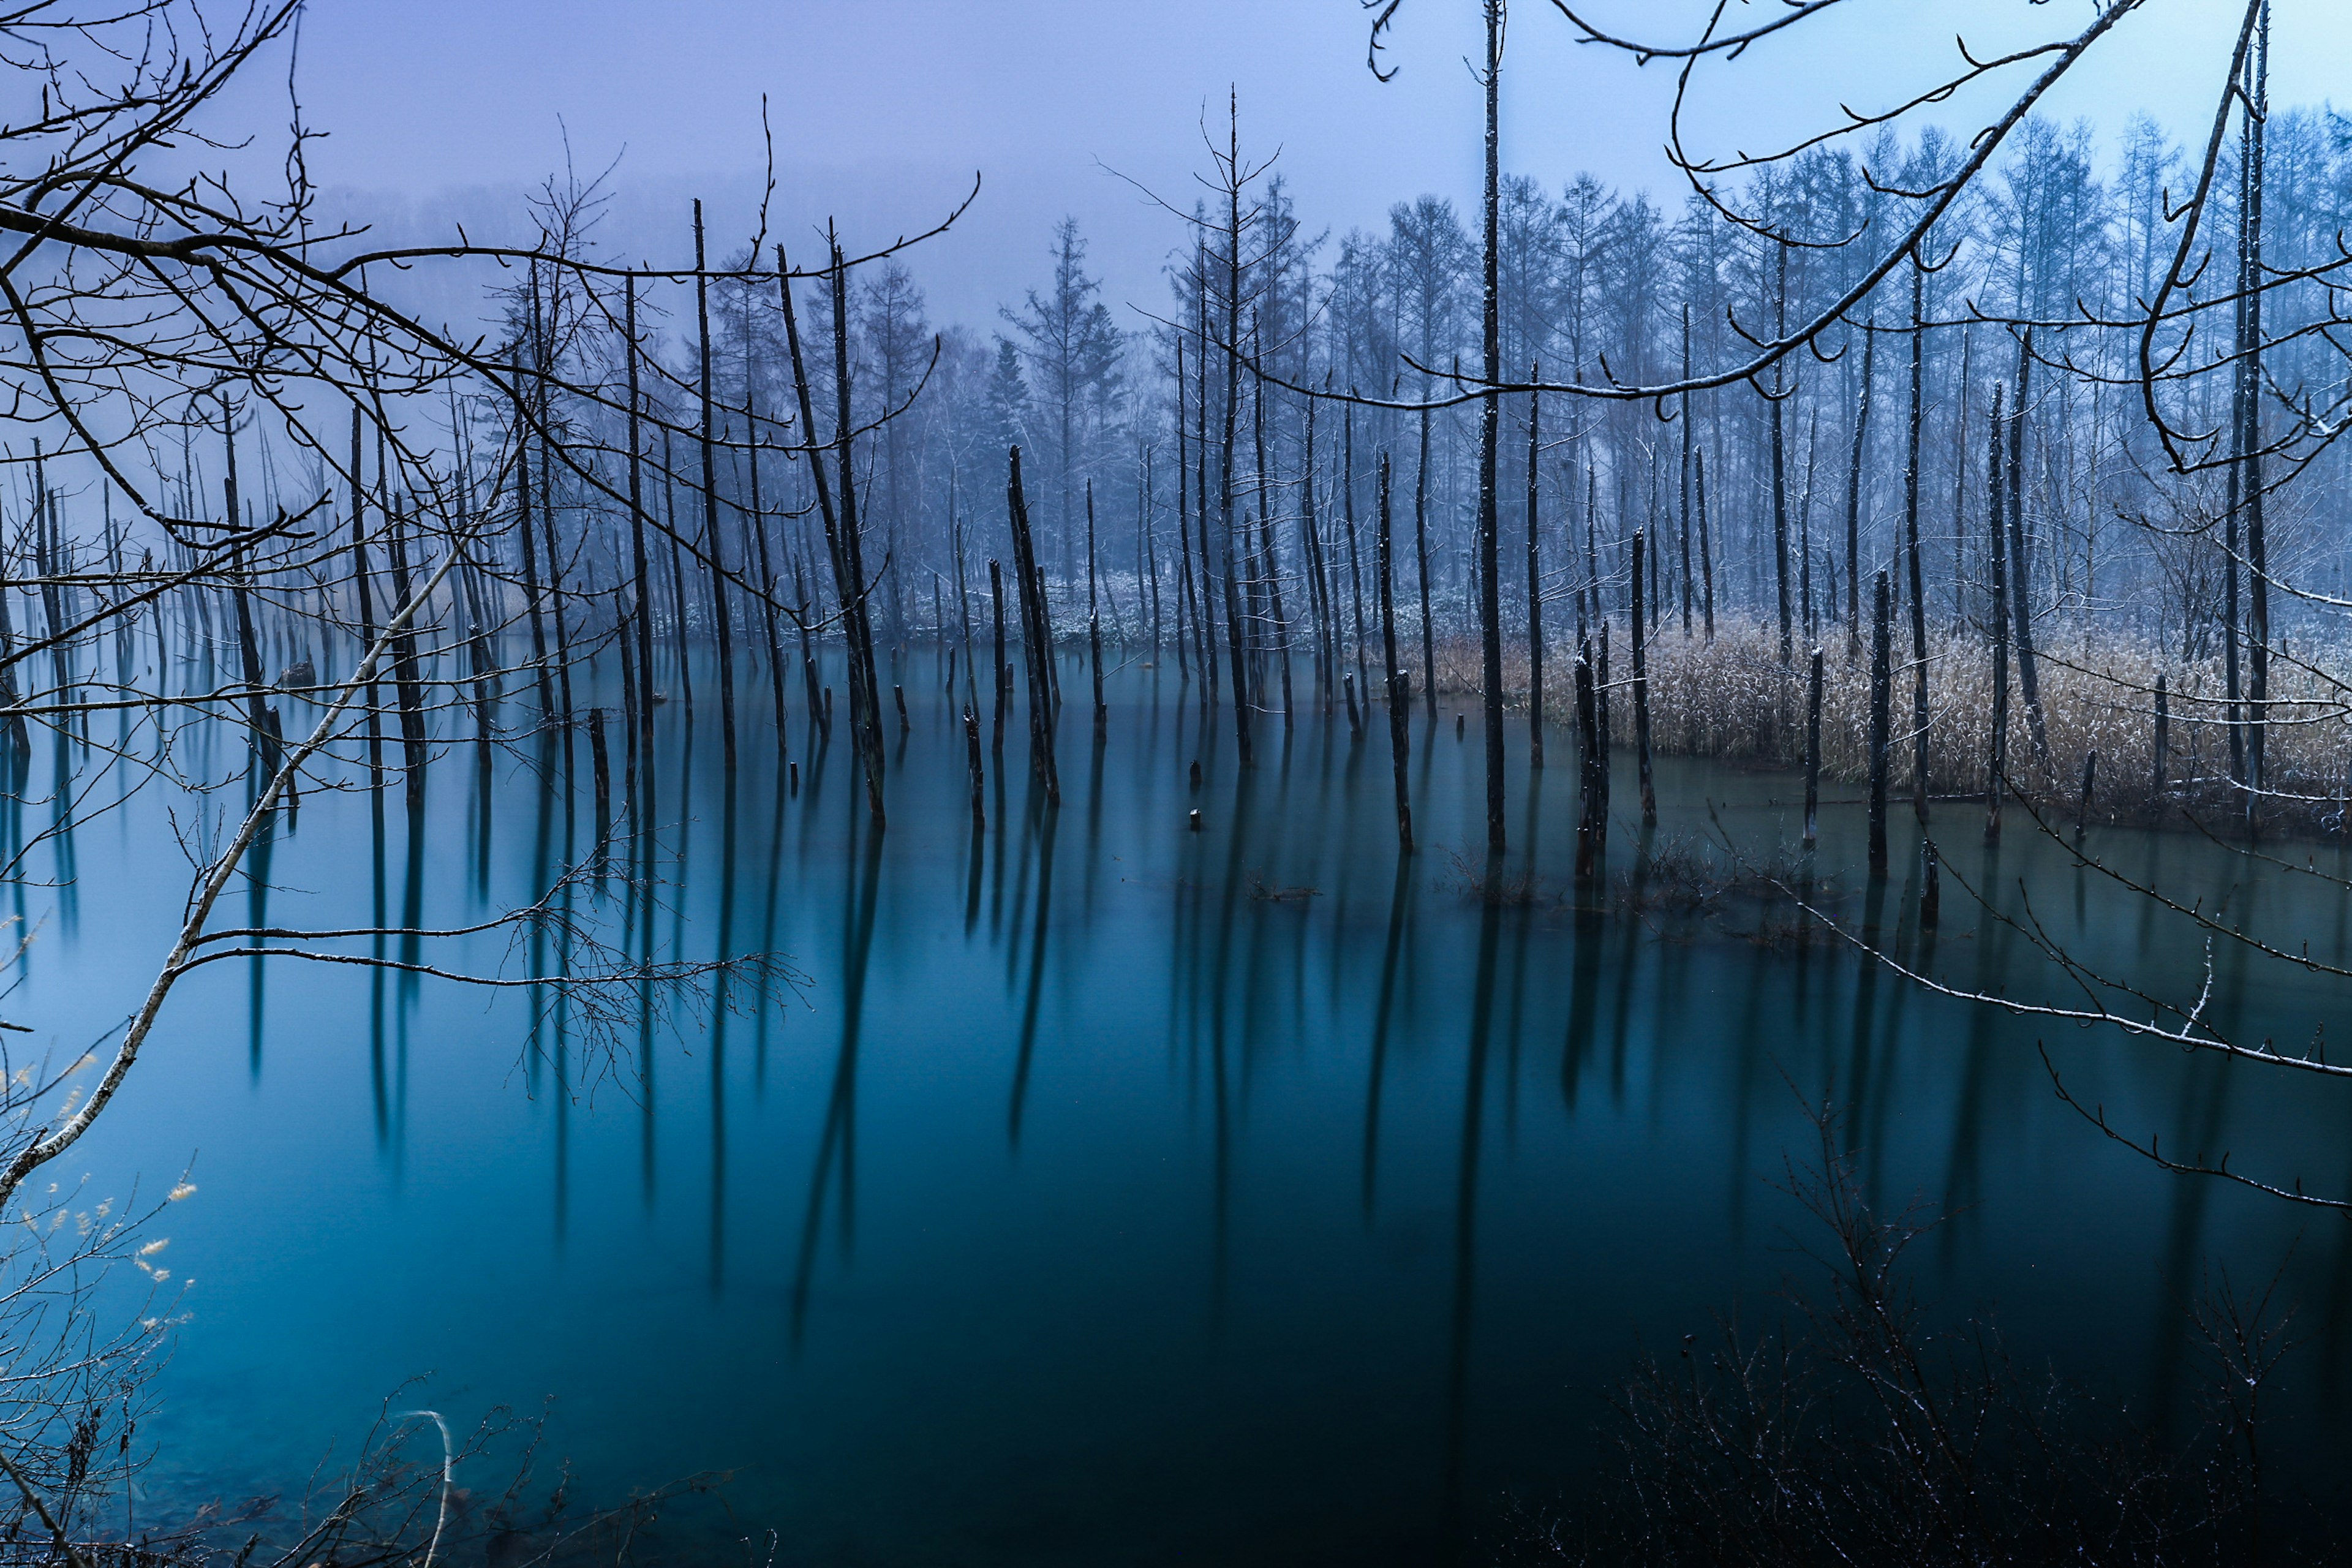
[2,0,2351,1562]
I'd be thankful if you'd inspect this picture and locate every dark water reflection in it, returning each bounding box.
[39,647,2352,1564]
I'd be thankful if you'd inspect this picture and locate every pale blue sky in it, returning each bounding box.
[239,1,2348,328]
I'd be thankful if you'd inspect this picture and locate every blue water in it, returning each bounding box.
[32,650,2352,1563]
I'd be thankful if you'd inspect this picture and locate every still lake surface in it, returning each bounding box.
[34,650,2352,1563]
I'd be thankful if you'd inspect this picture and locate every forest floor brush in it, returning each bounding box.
[1425,616,2352,837]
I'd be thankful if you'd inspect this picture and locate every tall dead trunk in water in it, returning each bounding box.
[1844,319,1876,660]
[1525,376,1545,770]
[1413,405,1436,721]
[1250,356,1293,733]
[0,509,30,764]
[989,558,1008,753]
[1695,444,1715,641]
[950,496,979,712]
[692,203,739,771]
[2154,674,2169,795]
[1377,451,1412,853]
[829,239,889,818]
[1194,255,1219,706]
[791,550,823,740]
[513,393,553,718]
[1803,646,1823,850]
[1678,310,1695,636]
[1580,459,1599,631]
[216,409,281,785]
[776,249,834,746]
[742,350,791,759]
[1086,480,1106,740]
[734,251,790,761]
[1345,401,1370,707]
[2241,13,2272,814]
[963,704,986,831]
[1985,384,2010,846]
[1212,137,1253,767]
[624,275,656,769]
[1904,263,1931,823]
[729,257,785,747]
[660,428,693,712]
[1770,244,1793,665]
[385,499,429,807]
[1630,529,1654,826]
[529,270,576,769]
[1300,389,1332,714]
[1595,621,1611,853]
[1007,448,1061,805]
[31,463,69,723]
[1868,569,1892,874]
[587,707,611,838]
[1948,329,1975,638]
[776,239,883,822]
[2219,36,2252,799]
[1573,632,1600,883]
[1474,0,1507,856]
[464,558,497,780]
[2005,334,2050,774]
[1173,339,1196,682]
[1140,447,1163,657]
[349,407,383,787]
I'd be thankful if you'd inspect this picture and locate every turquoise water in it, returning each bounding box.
[34,650,2352,1562]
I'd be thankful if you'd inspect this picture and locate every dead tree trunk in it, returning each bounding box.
[1844,321,1875,660]
[1985,385,2010,846]
[1087,480,1106,741]
[1346,402,1370,707]
[1574,634,1600,884]
[1678,311,1695,636]
[1250,360,1293,733]
[1414,405,1436,722]
[743,357,791,761]
[1008,448,1061,805]
[385,500,429,807]
[1695,445,1716,642]
[1525,377,1547,770]
[1194,263,1219,706]
[1301,390,1333,715]
[1378,452,1412,853]
[1141,448,1163,658]
[692,203,739,771]
[1214,190,1253,764]
[660,429,694,713]
[514,400,554,716]
[776,239,884,822]
[529,272,575,766]
[1174,341,1196,682]
[2006,335,2050,773]
[1803,646,1823,850]
[2242,20,2272,814]
[965,704,987,832]
[1631,529,1654,827]
[1904,263,1931,823]
[1868,569,1891,875]
[1476,0,1507,856]
[830,241,889,816]
[349,407,383,787]
[216,410,282,786]
[1771,245,1794,665]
